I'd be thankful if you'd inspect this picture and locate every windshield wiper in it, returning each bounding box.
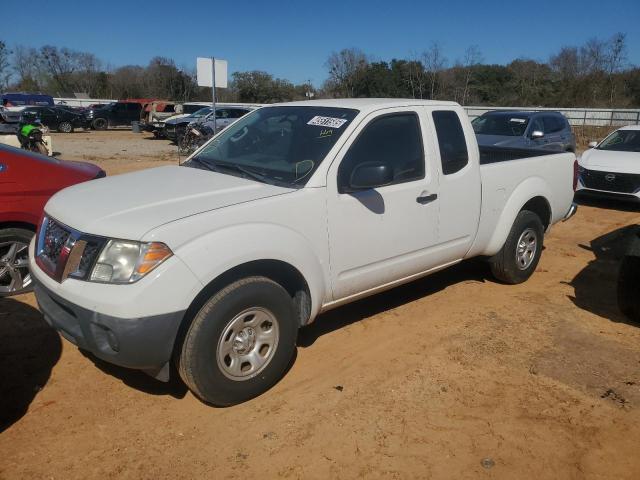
[210,161,270,184]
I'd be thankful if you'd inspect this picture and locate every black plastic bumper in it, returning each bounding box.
[576,189,640,203]
[34,280,185,381]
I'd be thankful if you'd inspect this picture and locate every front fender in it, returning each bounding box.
[174,222,328,320]
[483,176,552,257]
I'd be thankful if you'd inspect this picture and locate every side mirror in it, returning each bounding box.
[530,130,544,139]
[349,162,394,191]
[588,141,598,148]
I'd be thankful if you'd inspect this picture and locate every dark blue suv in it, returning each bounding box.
[473,111,576,152]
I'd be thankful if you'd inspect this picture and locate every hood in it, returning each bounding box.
[579,148,640,174]
[165,114,191,125]
[56,159,104,180]
[45,165,294,240]
[475,134,525,147]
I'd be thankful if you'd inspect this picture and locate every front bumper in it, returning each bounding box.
[34,278,184,380]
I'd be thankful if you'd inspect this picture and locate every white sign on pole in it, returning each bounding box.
[196,57,228,88]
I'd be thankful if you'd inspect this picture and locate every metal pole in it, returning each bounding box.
[211,56,217,134]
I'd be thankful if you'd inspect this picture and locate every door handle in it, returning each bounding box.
[416,193,437,204]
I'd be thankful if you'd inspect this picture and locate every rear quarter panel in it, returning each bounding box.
[467,152,575,258]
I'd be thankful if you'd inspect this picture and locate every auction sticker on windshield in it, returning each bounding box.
[307,116,348,128]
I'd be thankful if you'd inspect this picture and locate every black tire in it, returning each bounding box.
[0,228,35,297]
[58,121,73,133]
[617,256,640,322]
[177,276,298,406]
[489,210,544,284]
[92,118,108,130]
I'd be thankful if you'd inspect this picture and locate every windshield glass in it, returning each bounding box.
[472,115,530,136]
[184,106,359,187]
[597,130,640,152]
[189,107,212,118]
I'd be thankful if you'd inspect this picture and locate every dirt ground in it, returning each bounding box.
[1,130,640,479]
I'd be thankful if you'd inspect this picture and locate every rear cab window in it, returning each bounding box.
[432,110,469,175]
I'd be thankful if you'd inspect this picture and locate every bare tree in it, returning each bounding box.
[580,37,607,74]
[422,42,447,99]
[606,32,627,105]
[550,46,579,79]
[13,45,43,91]
[461,45,482,105]
[325,48,368,97]
[0,41,11,89]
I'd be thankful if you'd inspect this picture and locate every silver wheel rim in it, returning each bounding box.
[216,307,280,381]
[60,122,71,132]
[515,228,537,270]
[0,240,31,294]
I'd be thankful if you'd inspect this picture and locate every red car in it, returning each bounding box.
[0,144,105,296]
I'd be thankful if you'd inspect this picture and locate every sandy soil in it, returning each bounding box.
[1,131,640,479]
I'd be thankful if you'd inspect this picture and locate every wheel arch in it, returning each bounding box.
[172,259,312,360]
[0,221,37,232]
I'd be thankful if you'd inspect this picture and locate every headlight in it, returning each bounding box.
[89,240,172,283]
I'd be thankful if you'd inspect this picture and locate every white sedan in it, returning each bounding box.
[577,125,640,201]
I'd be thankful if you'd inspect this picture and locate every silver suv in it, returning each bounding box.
[473,111,576,153]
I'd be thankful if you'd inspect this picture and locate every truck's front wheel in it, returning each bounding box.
[177,276,298,406]
[489,210,544,284]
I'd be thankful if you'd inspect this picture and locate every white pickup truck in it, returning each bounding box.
[30,99,577,405]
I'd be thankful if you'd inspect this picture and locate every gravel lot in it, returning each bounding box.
[1,130,640,479]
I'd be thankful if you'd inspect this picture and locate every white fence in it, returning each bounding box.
[464,106,640,127]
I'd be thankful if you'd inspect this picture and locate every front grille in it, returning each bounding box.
[75,240,102,278]
[40,218,71,266]
[37,217,105,282]
[581,169,640,194]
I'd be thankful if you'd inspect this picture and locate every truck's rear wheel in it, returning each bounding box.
[177,276,298,406]
[489,210,544,284]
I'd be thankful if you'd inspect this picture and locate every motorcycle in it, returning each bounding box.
[178,121,214,155]
[17,112,48,155]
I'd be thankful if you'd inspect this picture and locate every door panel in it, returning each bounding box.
[327,109,441,300]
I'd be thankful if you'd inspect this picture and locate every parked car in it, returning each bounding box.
[30,99,576,406]
[86,102,143,130]
[145,102,212,139]
[1,92,54,107]
[0,106,19,134]
[164,107,213,141]
[20,105,90,133]
[201,106,256,132]
[576,126,640,202]
[473,111,576,152]
[165,106,255,142]
[140,101,178,136]
[0,144,105,296]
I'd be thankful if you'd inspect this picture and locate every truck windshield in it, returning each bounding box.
[185,106,359,187]
[473,115,529,136]
[597,130,640,152]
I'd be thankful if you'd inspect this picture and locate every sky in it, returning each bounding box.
[3,0,639,87]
